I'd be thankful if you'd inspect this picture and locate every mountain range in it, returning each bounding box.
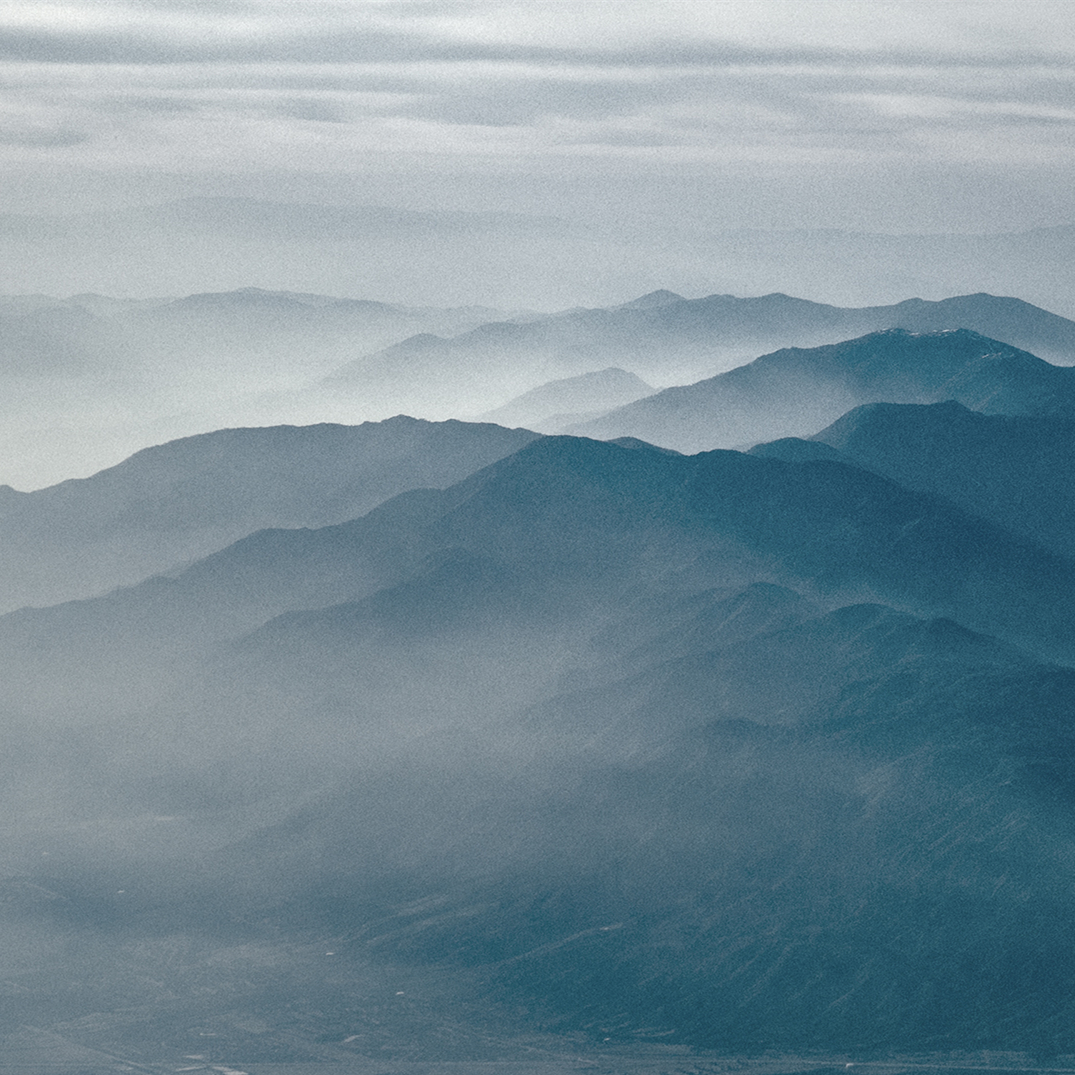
[5,292,1075,1067]
[0,286,529,489]
[5,285,1075,489]
[570,327,1075,451]
[4,196,1075,316]
[0,416,537,612]
[1,433,1073,1061]
[322,293,1075,421]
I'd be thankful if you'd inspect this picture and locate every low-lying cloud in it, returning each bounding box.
[0,2,1073,232]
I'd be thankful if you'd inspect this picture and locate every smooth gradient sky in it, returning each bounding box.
[2,1,1074,233]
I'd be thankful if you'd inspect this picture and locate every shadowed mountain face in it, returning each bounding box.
[570,328,1075,452]
[278,603,1075,1053]
[4,435,1075,1060]
[0,416,538,612]
[6,435,1073,688]
[753,401,1075,560]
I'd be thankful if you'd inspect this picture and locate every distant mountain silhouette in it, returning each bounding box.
[0,286,515,383]
[6,195,1075,327]
[318,292,1075,425]
[570,328,1075,451]
[6,285,1075,488]
[614,288,686,309]
[0,286,529,488]
[123,286,517,376]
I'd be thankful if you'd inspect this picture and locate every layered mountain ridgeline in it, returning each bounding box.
[0,286,516,383]
[5,287,1075,489]
[753,401,1075,559]
[0,286,532,489]
[8,288,1073,394]
[322,291,1075,419]
[5,435,1074,697]
[0,417,538,612]
[570,328,1075,451]
[5,435,1075,1057]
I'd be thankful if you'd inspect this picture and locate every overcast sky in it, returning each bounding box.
[2,1,1075,233]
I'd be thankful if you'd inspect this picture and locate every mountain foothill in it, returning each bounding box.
[4,286,1075,1067]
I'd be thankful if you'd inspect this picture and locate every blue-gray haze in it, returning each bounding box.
[2,4,1075,1071]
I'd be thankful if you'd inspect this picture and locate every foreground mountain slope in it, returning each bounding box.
[15,587,1075,1062]
[0,416,538,611]
[570,328,1075,451]
[194,595,1075,1055]
[753,401,1075,559]
[7,433,1074,721]
[6,431,1075,1061]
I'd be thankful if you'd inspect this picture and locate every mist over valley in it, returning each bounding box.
[5,293,1075,1071]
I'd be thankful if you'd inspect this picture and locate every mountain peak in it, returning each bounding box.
[616,289,685,310]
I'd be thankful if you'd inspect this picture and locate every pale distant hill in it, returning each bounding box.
[3,196,1075,316]
[322,291,1075,421]
[0,287,526,488]
[477,367,654,430]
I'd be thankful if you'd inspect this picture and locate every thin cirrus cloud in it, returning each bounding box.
[0,1,1074,227]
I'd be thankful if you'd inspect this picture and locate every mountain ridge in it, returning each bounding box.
[0,416,539,612]
[569,327,1075,451]
[752,400,1075,559]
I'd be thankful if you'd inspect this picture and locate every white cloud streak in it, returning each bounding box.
[1,2,1074,229]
